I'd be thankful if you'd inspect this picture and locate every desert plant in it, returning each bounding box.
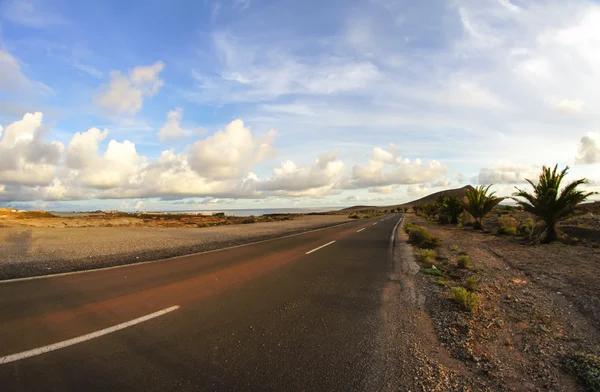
[404,222,414,234]
[457,255,471,269]
[349,213,361,219]
[422,267,443,276]
[437,194,464,224]
[564,353,600,391]
[416,248,436,263]
[465,277,478,291]
[497,226,518,235]
[462,185,504,230]
[512,165,597,243]
[450,244,459,252]
[451,287,480,313]
[408,226,442,249]
[499,216,518,229]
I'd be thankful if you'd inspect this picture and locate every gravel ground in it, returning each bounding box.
[0,215,351,280]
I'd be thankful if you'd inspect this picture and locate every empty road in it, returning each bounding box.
[0,214,403,391]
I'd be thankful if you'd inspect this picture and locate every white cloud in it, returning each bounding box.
[0,112,63,186]
[189,119,276,180]
[430,177,452,187]
[259,150,344,196]
[477,162,539,184]
[553,99,585,115]
[158,108,193,142]
[575,133,600,165]
[95,61,164,116]
[1,0,67,28]
[407,184,430,198]
[345,145,448,189]
[0,50,52,95]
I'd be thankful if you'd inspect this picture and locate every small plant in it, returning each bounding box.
[564,353,600,391]
[416,248,436,263]
[349,213,361,219]
[422,267,443,277]
[450,244,459,252]
[451,287,480,313]
[497,226,518,235]
[404,222,414,234]
[408,226,442,249]
[465,277,478,291]
[436,278,447,286]
[457,255,471,269]
[499,216,518,229]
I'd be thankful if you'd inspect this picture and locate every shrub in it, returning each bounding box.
[465,277,478,292]
[499,216,518,229]
[457,255,471,269]
[451,287,480,313]
[450,244,459,252]
[416,248,436,263]
[408,226,442,249]
[422,267,443,277]
[404,222,414,234]
[519,217,535,235]
[436,278,447,286]
[349,213,361,219]
[564,353,600,391]
[498,226,518,235]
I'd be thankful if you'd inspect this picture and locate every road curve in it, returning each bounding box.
[0,214,403,391]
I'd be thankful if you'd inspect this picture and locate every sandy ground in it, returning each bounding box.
[0,215,350,280]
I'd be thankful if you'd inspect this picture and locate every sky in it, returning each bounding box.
[1,0,599,211]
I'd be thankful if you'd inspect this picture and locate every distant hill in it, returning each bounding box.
[341,185,474,212]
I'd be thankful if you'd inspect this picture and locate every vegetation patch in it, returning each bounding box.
[451,287,480,313]
[457,255,471,269]
[464,277,478,292]
[408,226,442,249]
[416,248,437,263]
[497,226,518,236]
[422,267,443,277]
[564,353,600,391]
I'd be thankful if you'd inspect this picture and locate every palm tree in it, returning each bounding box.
[462,185,503,230]
[512,165,596,243]
[440,194,464,224]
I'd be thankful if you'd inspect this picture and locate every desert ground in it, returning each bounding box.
[0,212,350,280]
[394,208,600,391]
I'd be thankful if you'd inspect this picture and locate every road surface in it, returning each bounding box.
[0,214,403,391]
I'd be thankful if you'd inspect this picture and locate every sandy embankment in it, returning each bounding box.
[0,215,350,280]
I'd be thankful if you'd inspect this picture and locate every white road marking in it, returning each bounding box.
[305,241,336,255]
[0,305,180,365]
[357,228,365,233]
[373,222,378,226]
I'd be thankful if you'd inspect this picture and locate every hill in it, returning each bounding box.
[341,185,474,212]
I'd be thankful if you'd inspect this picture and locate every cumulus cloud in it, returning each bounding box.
[553,99,585,115]
[575,133,600,165]
[189,119,276,180]
[407,184,430,198]
[477,162,539,184]
[95,61,164,116]
[0,112,63,186]
[344,145,448,189]
[158,108,193,142]
[259,150,344,196]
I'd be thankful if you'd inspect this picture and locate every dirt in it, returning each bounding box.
[389,213,600,391]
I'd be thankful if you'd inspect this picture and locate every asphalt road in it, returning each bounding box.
[0,214,403,391]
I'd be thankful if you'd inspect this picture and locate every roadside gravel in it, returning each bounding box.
[0,215,351,280]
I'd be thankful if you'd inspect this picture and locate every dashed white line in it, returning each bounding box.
[357,228,365,233]
[373,222,378,226]
[305,241,336,255]
[0,305,180,365]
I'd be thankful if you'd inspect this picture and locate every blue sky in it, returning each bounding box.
[1,0,599,211]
